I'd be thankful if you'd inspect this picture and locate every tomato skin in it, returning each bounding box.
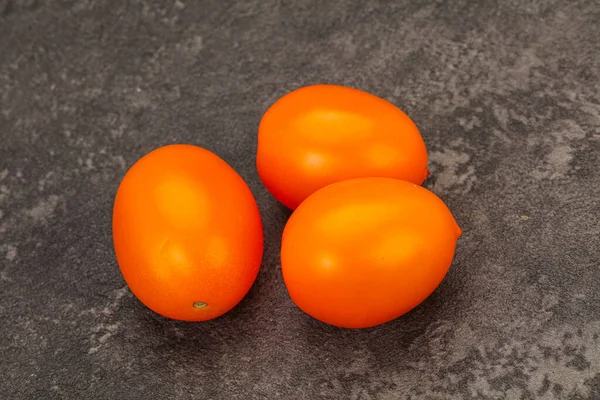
[280,177,461,329]
[112,144,263,321]
[257,84,428,209]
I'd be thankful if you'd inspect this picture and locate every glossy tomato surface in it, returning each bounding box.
[112,144,263,321]
[281,177,461,328]
[257,84,429,209]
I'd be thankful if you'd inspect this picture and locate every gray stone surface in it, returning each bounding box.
[1,0,599,398]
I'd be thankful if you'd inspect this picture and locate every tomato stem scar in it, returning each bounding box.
[193,301,208,309]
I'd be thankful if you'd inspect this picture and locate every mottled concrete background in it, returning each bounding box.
[1,0,599,399]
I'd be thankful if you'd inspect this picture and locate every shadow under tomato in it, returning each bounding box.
[290,272,467,373]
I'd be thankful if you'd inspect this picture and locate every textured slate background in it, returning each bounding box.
[1,0,599,399]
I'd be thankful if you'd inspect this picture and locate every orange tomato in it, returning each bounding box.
[281,177,461,329]
[256,84,429,209]
[112,144,263,321]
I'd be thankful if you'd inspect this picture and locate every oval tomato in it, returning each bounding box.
[112,144,263,321]
[256,84,429,209]
[280,177,461,329]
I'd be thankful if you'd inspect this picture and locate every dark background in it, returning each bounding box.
[1,0,599,399]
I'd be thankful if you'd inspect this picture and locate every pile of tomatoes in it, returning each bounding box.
[112,84,462,329]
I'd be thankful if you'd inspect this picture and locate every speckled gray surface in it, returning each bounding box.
[1,0,599,399]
